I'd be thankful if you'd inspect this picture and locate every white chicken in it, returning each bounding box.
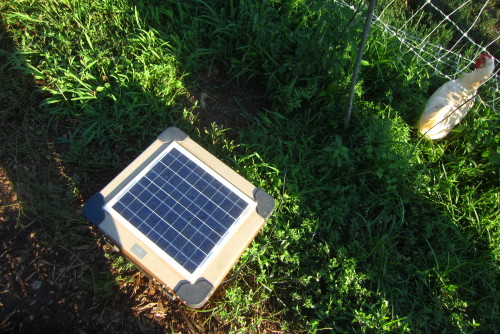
[417,53,495,140]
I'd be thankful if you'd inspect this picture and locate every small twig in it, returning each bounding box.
[55,256,81,282]
[24,271,37,283]
[179,308,202,334]
[1,308,19,328]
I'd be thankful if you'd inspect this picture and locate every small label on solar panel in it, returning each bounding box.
[104,142,256,283]
[131,243,148,259]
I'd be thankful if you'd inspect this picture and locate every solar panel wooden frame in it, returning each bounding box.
[83,127,274,308]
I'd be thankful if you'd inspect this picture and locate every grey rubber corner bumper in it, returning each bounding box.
[174,278,214,308]
[253,188,275,220]
[83,193,105,226]
[158,126,189,143]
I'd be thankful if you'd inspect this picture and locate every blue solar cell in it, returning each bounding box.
[129,185,143,197]
[186,203,200,215]
[153,175,167,188]
[219,198,234,211]
[138,223,151,235]
[156,237,169,251]
[191,249,206,265]
[198,223,212,236]
[152,161,167,174]
[208,218,226,235]
[178,166,191,178]
[199,238,214,253]
[154,221,167,234]
[219,215,234,229]
[202,201,217,215]
[147,183,160,195]
[112,147,250,273]
[172,235,188,250]
[184,190,198,203]
[181,225,196,239]
[194,179,209,193]
[163,195,176,208]
[121,208,135,221]
[185,172,199,185]
[165,243,177,256]
[190,232,205,245]
[128,199,142,211]
[190,218,204,231]
[202,169,213,179]
[159,170,171,180]
[172,203,186,216]
[131,212,145,223]
[207,230,222,244]
[192,194,206,207]
[219,185,231,197]
[120,193,134,205]
[164,210,178,223]
[179,195,192,208]
[148,231,161,243]
[174,252,188,266]
[179,180,192,192]
[170,159,183,172]
[185,159,197,170]
[113,201,126,213]
[229,205,245,219]
[212,208,226,221]
[138,178,151,188]
[183,261,197,274]
[172,218,185,232]
[181,242,197,256]
[146,196,162,211]
[211,191,225,205]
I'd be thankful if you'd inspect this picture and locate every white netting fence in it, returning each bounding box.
[337,0,499,110]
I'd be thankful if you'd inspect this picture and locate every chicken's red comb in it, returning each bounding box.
[476,53,492,68]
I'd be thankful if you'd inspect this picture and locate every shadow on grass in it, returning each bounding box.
[0,18,173,333]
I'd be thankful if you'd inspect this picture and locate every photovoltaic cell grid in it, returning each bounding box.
[111,147,250,274]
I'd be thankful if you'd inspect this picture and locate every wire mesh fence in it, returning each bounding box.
[338,0,498,111]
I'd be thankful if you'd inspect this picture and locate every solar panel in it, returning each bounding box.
[83,127,274,308]
[106,143,254,280]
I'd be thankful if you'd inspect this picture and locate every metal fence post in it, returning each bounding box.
[344,0,377,130]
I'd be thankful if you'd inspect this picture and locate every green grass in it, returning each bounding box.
[1,0,498,332]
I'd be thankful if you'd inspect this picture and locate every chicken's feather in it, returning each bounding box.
[418,103,453,139]
[418,80,476,139]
